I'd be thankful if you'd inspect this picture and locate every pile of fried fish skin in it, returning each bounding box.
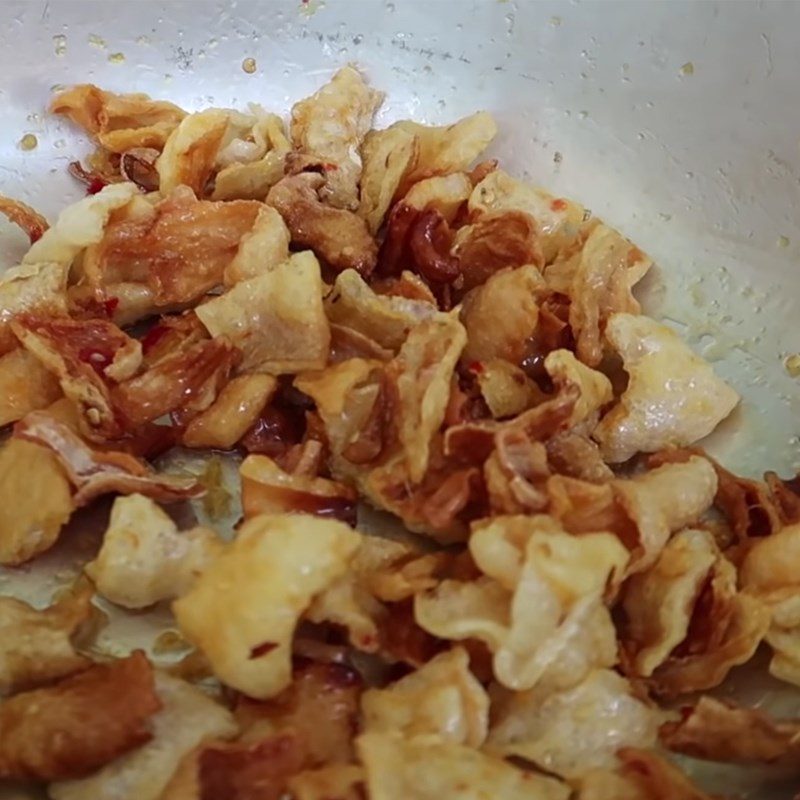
[0,65,798,800]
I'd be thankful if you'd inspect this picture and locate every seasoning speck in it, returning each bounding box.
[19,134,38,151]
[778,235,790,248]
[108,52,126,64]
[785,354,800,377]
[553,151,563,164]
[153,630,189,655]
[53,34,67,56]
[242,57,257,74]
[680,61,694,76]
[88,33,106,48]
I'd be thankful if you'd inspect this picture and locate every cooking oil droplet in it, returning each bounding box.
[785,354,800,377]
[242,57,257,74]
[19,133,38,151]
[108,52,126,64]
[778,235,790,248]
[578,110,588,119]
[549,15,562,26]
[680,61,694,76]
[53,34,67,56]
[88,33,106,48]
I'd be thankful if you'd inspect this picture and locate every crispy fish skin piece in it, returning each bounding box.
[290,65,384,210]
[85,494,224,609]
[0,587,93,694]
[223,205,291,287]
[594,313,740,463]
[468,169,584,264]
[361,647,489,747]
[182,374,278,450]
[0,261,68,355]
[358,126,418,234]
[0,651,162,782]
[392,111,498,199]
[415,515,629,692]
[566,224,652,367]
[621,529,718,677]
[234,660,363,765]
[196,251,330,375]
[485,669,663,779]
[0,437,73,566]
[51,83,186,152]
[22,182,139,268]
[460,265,545,365]
[267,173,378,276]
[14,412,202,506]
[50,673,237,800]
[391,312,467,483]
[324,268,437,353]
[0,346,62,427]
[157,109,229,195]
[660,695,800,764]
[11,313,142,440]
[160,661,362,799]
[240,454,357,524]
[84,187,262,306]
[113,336,239,428]
[211,113,290,202]
[452,210,544,291]
[173,514,360,699]
[575,749,716,800]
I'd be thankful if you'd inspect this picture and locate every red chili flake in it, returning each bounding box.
[467,360,484,375]
[103,296,119,317]
[550,198,568,212]
[321,162,338,171]
[29,227,44,244]
[357,633,377,650]
[87,177,107,195]
[141,324,168,353]
[249,641,278,659]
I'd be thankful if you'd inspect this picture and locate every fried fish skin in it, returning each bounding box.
[0,651,162,781]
